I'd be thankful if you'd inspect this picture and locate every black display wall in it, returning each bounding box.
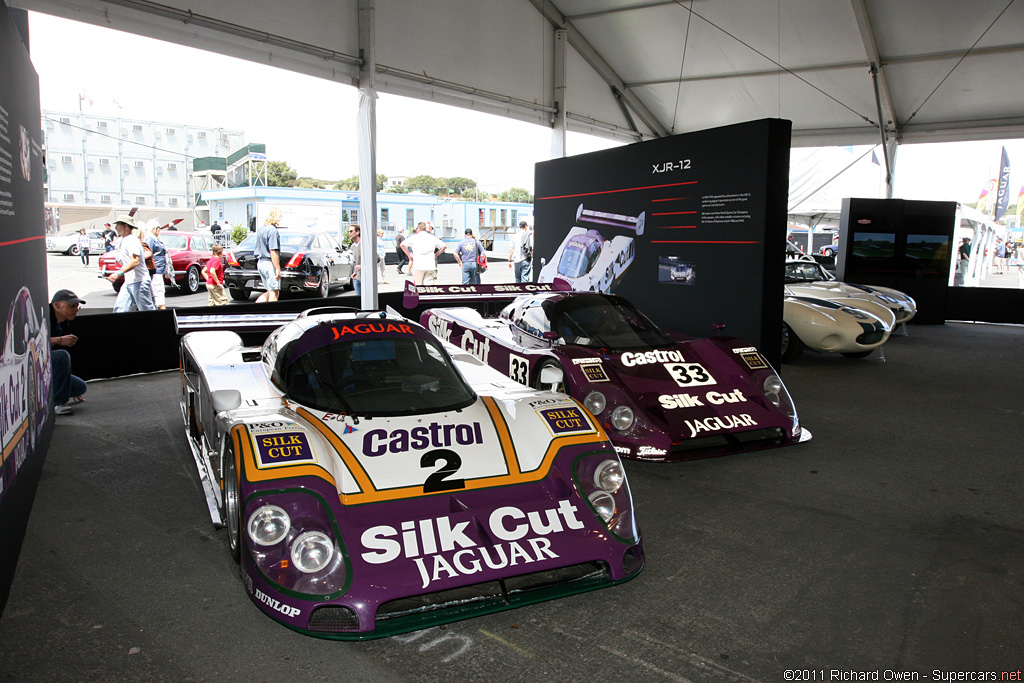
[0,2,54,617]
[534,119,792,366]
[836,198,957,325]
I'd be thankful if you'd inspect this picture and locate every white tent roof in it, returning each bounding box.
[12,0,1024,147]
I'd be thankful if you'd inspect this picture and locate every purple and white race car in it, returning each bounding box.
[418,286,810,462]
[537,227,635,292]
[179,307,642,639]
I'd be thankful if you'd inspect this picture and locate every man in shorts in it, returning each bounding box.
[255,208,282,303]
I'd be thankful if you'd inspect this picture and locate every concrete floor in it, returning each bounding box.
[1,321,1022,682]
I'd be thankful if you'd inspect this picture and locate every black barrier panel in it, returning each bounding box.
[534,119,791,367]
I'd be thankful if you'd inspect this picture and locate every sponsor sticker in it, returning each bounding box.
[255,431,315,467]
[576,360,609,383]
[664,362,716,388]
[739,352,768,370]
[537,406,593,436]
[731,347,758,354]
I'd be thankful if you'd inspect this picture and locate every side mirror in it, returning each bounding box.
[211,389,242,412]
[539,365,564,387]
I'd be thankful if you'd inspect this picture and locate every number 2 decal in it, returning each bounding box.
[665,362,715,388]
[421,449,466,493]
[509,355,529,385]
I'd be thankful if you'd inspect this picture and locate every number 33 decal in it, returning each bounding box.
[421,449,465,493]
[665,362,715,387]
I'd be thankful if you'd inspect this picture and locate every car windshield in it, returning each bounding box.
[162,234,190,250]
[785,262,833,283]
[556,245,590,279]
[280,323,476,417]
[547,295,674,351]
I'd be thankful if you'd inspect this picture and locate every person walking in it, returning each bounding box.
[376,227,389,284]
[76,229,91,266]
[254,208,282,303]
[108,214,155,312]
[395,228,409,274]
[509,221,533,283]
[402,222,446,286]
[349,224,363,296]
[143,220,173,310]
[202,243,228,305]
[454,228,485,285]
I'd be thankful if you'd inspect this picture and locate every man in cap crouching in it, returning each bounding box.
[50,289,87,415]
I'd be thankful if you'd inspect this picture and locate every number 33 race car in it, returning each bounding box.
[179,308,642,639]
[415,284,810,462]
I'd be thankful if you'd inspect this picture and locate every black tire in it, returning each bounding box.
[229,287,251,301]
[184,266,202,295]
[111,280,123,293]
[841,350,873,359]
[223,444,242,564]
[319,270,331,298]
[781,323,804,363]
[532,359,567,393]
[823,247,835,257]
[68,245,81,256]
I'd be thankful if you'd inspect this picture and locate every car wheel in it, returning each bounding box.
[223,444,242,564]
[68,245,80,256]
[841,350,873,359]
[319,270,331,298]
[229,287,251,301]
[185,265,202,295]
[781,323,803,363]
[532,359,567,393]
[111,280,123,293]
[824,247,835,257]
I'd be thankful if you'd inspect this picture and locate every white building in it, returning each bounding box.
[42,110,245,208]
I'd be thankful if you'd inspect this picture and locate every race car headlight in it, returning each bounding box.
[610,406,634,431]
[588,490,617,523]
[584,391,606,415]
[247,505,291,546]
[762,374,784,406]
[290,530,335,574]
[594,459,624,493]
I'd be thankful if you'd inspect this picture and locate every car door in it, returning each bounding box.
[320,233,345,284]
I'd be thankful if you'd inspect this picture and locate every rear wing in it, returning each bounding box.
[402,279,571,308]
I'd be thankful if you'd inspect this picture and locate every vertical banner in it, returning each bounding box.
[534,119,791,363]
[994,147,1010,221]
[1,2,54,615]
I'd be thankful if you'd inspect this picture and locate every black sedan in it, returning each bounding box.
[224,230,355,300]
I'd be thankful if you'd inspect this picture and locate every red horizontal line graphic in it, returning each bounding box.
[536,180,697,201]
[659,225,698,229]
[652,197,691,202]
[652,240,761,244]
[0,235,47,248]
[653,211,697,216]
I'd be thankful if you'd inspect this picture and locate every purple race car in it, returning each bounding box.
[179,307,642,639]
[418,286,811,462]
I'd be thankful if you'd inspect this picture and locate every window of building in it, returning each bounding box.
[479,209,485,227]
[60,155,73,163]
[135,196,146,204]
[501,209,507,226]
[511,210,518,226]
[100,195,111,203]
[132,124,143,132]
[59,117,70,125]
[489,209,497,226]
[99,158,109,166]
[380,208,389,226]
[350,209,359,223]
[197,131,207,138]
[167,162,177,170]
[134,161,144,168]
[62,193,75,201]
[406,209,414,229]
[97,121,107,129]
[168,198,178,206]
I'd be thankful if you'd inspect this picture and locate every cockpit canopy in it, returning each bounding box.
[263,313,475,416]
[501,293,674,351]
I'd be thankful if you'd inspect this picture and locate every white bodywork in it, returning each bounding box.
[784,259,917,324]
[538,227,635,293]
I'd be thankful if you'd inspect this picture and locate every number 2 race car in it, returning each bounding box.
[415,284,810,462]
[179,307,642,639]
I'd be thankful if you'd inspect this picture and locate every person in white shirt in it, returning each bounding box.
[108,215,155,312]
[402,222,447,286]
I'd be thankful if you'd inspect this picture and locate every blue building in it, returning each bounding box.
[200,186,532,257]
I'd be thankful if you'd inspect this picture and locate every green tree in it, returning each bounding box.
[334,175,359,190]
[405,175,438,193]
[499,187,533,203]
[447,176,477,194]
[267,160,298,187]
[297,177,325,189]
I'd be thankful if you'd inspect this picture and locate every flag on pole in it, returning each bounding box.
[871,151,880,166]
[1016,185,1024,228]
[995,147,1011,220]
[977,179,996,215]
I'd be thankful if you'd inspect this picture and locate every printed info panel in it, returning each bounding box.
[534,119,791,361]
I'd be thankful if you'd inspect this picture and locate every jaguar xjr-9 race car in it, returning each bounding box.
[179,307,642,639]
[417,285,810,462]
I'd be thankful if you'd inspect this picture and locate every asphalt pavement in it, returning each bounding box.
[1,320,1022,682]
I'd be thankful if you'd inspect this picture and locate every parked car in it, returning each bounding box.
[784,259,917,324]
[46,229,105,256]
[179,308,643,638]
[224,230,355,300]
[97,230,215,294]
[537,227,635,292]
[421,286,809,461]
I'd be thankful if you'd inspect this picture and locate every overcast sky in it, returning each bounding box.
[25,11,1024,211]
